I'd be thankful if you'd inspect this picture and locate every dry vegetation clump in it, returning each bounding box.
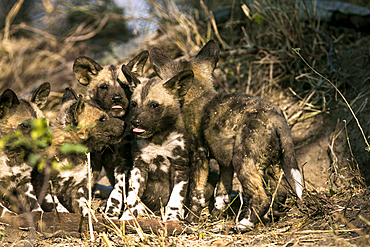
[0,0,134,95]
[1,0,370,246]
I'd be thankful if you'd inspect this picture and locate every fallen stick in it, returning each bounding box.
[0,211,196,235]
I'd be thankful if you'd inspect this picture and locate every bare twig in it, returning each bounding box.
[64,14,110,43]
[3,0,24,41]
[86,152,94,242]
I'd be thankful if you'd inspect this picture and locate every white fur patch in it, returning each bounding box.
[77,197,89,216]
[44,194,69,213]
[105,173,125,218]
[0,157,30,178]
[128,168,144,195]
[234,218,254,231]
[291,168,303,199]
[120,202,146,220]
[0,203,17,217]
[58,159,87,185]
[165,181,187,220]
[105,190,122,218]
[149,163,157,172]
[160,164,169,173]
[138,132,185,167]
[214,194,229,211]
[126,191,138,207]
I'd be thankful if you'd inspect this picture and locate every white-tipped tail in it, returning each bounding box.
[291,168,303,199]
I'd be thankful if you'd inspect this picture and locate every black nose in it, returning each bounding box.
[112,94,122,102]
[131,118,141,127]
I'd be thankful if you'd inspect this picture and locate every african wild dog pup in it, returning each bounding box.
[31,88,125,216]
[149,40,303,229]
[202,93,302,230]
[73,51,149,215]
[0,82,50,217]
[115,65,193,221]
[149,41,219,222]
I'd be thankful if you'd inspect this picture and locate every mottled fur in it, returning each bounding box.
[31,88,125,216]
[0,82,50,217]
[202,93,302,229]
[149,40,302,228]
[114,67,193,221]
[149,41,219,221]
[73,52,149,215]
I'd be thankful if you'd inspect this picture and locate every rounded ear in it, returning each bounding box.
[62,87,78,104]
[149,47,177,80]
[163,69,194,98]
[74,95,85,124]
[121,64,141,90]
[73,56,103,86]
[0,89,20,118]
[126,50,149,75]
[193,40,220,76]
[31,82,50,109]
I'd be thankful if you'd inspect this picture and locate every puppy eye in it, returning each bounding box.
[99,84,108,89]
[99,115,107,122]
[19,122,30,129]
[151,103,159,109]
[131,101,137,108]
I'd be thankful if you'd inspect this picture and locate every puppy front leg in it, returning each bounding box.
[165,161,189,221]
[120,162,148,220]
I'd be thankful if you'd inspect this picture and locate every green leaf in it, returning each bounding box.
[59,143,88,153]
[29,153,42,166]
[329,188,335,196]
[253,13,265,24]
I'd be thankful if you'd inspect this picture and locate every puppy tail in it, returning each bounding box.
[276,123,303,200]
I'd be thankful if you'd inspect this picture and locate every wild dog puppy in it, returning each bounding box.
[31,88,125,216]
[149,41,303,228]
[202,94,302,230]
[0,82,50,217]
[73,51,149,216]
[116,66,193,221]
[149,41,219,221]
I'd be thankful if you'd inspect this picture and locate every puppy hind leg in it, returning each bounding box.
[234,156,269,231]
[211,165,233,219]
[186,150,209,222]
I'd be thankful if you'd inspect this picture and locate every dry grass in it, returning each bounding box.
[1,0,370,246]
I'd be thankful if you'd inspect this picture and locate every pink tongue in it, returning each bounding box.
[112,105,122,109]
[133,128,145,133]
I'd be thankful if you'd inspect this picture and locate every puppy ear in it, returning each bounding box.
[0,89,20,118]
[62,87,78,104]
[30,82,50,109]
[126,50,149,75]
[74,94,85,124]
[163,69,194,98]
[121,64,141,90]
[149,47,177,80]
[193,40,220,77]
[73,56,103,86]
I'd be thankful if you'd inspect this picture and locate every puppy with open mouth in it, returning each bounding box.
[116,65,193,221]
